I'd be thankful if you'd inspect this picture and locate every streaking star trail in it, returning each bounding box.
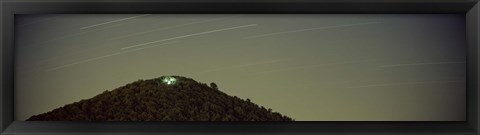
[244,22,382,39]
[121,24,257,50]
[79,14,149,30]
[45,41,177,72]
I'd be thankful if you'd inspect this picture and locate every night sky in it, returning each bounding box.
[15,14,466,121]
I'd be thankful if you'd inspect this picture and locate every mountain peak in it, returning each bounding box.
[27,75,293,121]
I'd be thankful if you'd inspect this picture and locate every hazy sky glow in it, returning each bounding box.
[15,14,466,121]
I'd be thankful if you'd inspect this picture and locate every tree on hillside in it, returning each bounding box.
[210,82,218,90]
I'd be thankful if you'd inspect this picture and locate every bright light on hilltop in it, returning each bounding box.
[162,76,176,85]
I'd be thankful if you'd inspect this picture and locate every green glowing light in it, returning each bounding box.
[162,76,176,85]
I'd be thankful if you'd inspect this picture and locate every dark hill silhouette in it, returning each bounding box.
[27,76,293,121]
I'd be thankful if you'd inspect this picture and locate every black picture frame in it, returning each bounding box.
[1,0,479,134]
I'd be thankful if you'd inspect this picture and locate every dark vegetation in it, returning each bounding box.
[27,76,293,121]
